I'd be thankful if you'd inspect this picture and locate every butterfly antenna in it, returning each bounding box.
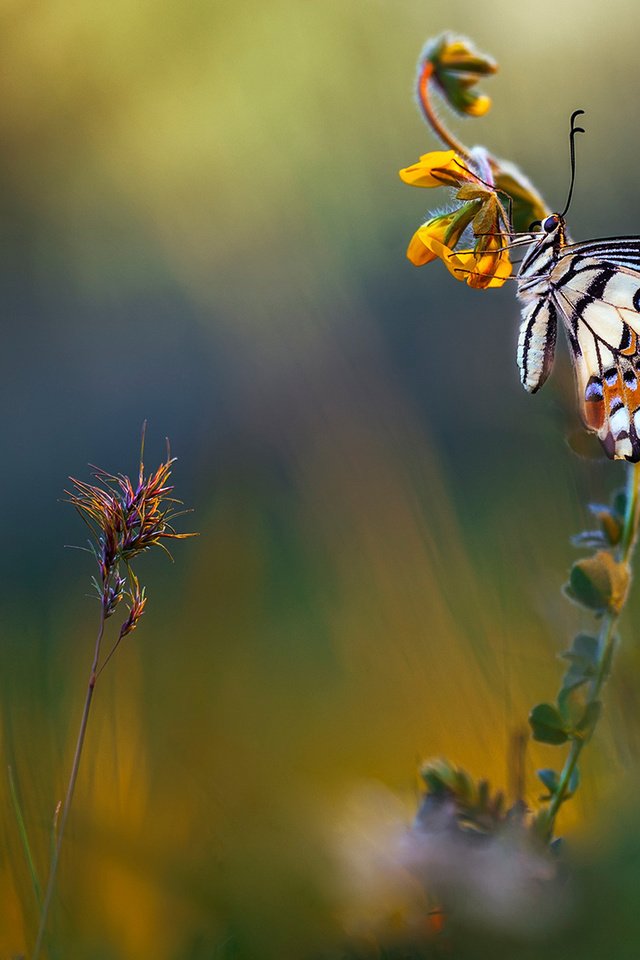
[559,109,585,218]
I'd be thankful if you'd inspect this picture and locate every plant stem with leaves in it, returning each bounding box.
[400,32,640,845]
[530,462,640,839]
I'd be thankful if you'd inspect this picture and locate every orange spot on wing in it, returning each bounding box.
[621,330,638,357]
[583,396,605,430]
[583,380,606,430]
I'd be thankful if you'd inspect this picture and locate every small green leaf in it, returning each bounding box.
[560,635,598,693]
[560,667,591,694]
[540,766,579,805]
[562,634,599,665]
[529,703,569,745]
[565,558,608,611]
[537,768,559,794]
[564,552,629,614]
[560,634,615,695]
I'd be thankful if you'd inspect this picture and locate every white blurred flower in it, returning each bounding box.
[332,780,570,947]
[403,795,566,934]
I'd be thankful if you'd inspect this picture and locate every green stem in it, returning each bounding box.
[31,609,106,960]
[8,765,42,909]
[541,462,640,838]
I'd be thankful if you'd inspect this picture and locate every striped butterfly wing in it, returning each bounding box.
[517,222,563,395]
[517,224,640,461]
[517,297,558,394]
[553,250,640,460]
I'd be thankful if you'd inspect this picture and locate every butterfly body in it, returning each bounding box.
[516,214,640,461]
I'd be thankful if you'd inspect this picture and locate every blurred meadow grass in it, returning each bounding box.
[3,0,640,956]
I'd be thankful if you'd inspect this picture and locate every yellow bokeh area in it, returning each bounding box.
[3,0,640,957]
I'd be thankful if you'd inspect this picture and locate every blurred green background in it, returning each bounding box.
[3,0,640,956]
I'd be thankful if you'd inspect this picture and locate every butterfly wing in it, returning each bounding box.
[517,297,558,393]
[564,237,640,270]
[516,230,560,394]
[551,246,640,460]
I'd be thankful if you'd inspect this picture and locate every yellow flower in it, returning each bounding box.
[399,34,548,289]
[400,151,512,288]
[407,222,511,289]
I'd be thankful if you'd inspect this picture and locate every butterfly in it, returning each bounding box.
[515,111,640,462]
[516,214,640,462]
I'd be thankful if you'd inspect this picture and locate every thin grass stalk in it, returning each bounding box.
[8,765,42,909]
[31,608,106,960]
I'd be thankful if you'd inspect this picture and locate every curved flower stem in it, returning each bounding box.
[32,608,106,960]
[416,60,471,160]
[541,461,640,839]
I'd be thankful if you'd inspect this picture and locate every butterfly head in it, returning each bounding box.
[529,213,565,235]
[542,214,563,234]
[525,213,567,255]
[517,213,567,294]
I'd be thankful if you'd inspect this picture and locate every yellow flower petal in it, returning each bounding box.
[399,150,471,187]
[406,230,439,266]
[438,38,497,76]
[417,235,465,278]
[406,214,463,266]
[406,207,479,269]
[464,93,492,117]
